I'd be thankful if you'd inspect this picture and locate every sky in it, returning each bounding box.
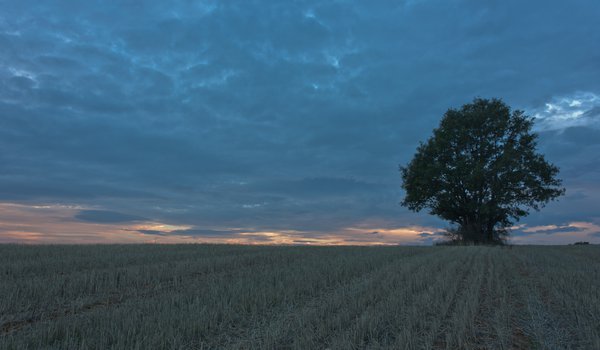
[1,0,599,245]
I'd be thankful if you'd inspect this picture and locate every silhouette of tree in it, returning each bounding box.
[401,98,565,244]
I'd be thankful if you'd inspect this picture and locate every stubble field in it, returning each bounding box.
[1,244,599,349]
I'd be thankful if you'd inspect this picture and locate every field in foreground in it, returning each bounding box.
[1,245,599,349]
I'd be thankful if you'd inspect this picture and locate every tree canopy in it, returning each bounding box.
[400,98,565,244]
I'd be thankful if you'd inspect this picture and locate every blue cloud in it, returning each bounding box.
[75,210,147,223]
[1,0,599,242]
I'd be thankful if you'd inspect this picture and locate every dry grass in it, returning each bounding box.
[1,244,598,349]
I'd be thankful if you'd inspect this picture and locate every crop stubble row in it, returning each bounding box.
[1,244,598,349]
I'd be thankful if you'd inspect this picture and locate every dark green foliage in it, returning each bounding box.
[401,98,565,244]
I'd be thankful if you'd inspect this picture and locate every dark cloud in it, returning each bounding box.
[516,225,585,236]
[75,210,147,224]
[163,229,248,237]
[1,0,599,242]
[245,177,386,197]
[418,231,446,238]
[136,230,167,236]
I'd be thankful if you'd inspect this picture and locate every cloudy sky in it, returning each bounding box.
[1,0,599,245]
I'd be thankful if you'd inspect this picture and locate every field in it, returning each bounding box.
[1,245,599,349]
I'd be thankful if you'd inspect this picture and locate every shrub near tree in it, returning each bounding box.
[401,98,565,244]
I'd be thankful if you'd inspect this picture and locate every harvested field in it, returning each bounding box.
[1,244,599,349]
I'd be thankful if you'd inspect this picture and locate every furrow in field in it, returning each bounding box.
[0,247,323,335]
[525,247,600,348]
[231,248,458,350]
[137,248,430,349]
[0,245,293,282]
[1,248,429,348]
[327,247,469,350]
[506,253,535,350]
[461,247,526,349]
[0,246,292,322]
[469,249,494,347]
[510,248,575,349]
[2,245,599,349]
[426,247,481,349]
[438,248,489,349]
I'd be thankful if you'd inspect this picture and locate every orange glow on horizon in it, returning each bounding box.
[1,202,598,245]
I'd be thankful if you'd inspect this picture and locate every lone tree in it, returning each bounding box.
[400,98,565,244]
